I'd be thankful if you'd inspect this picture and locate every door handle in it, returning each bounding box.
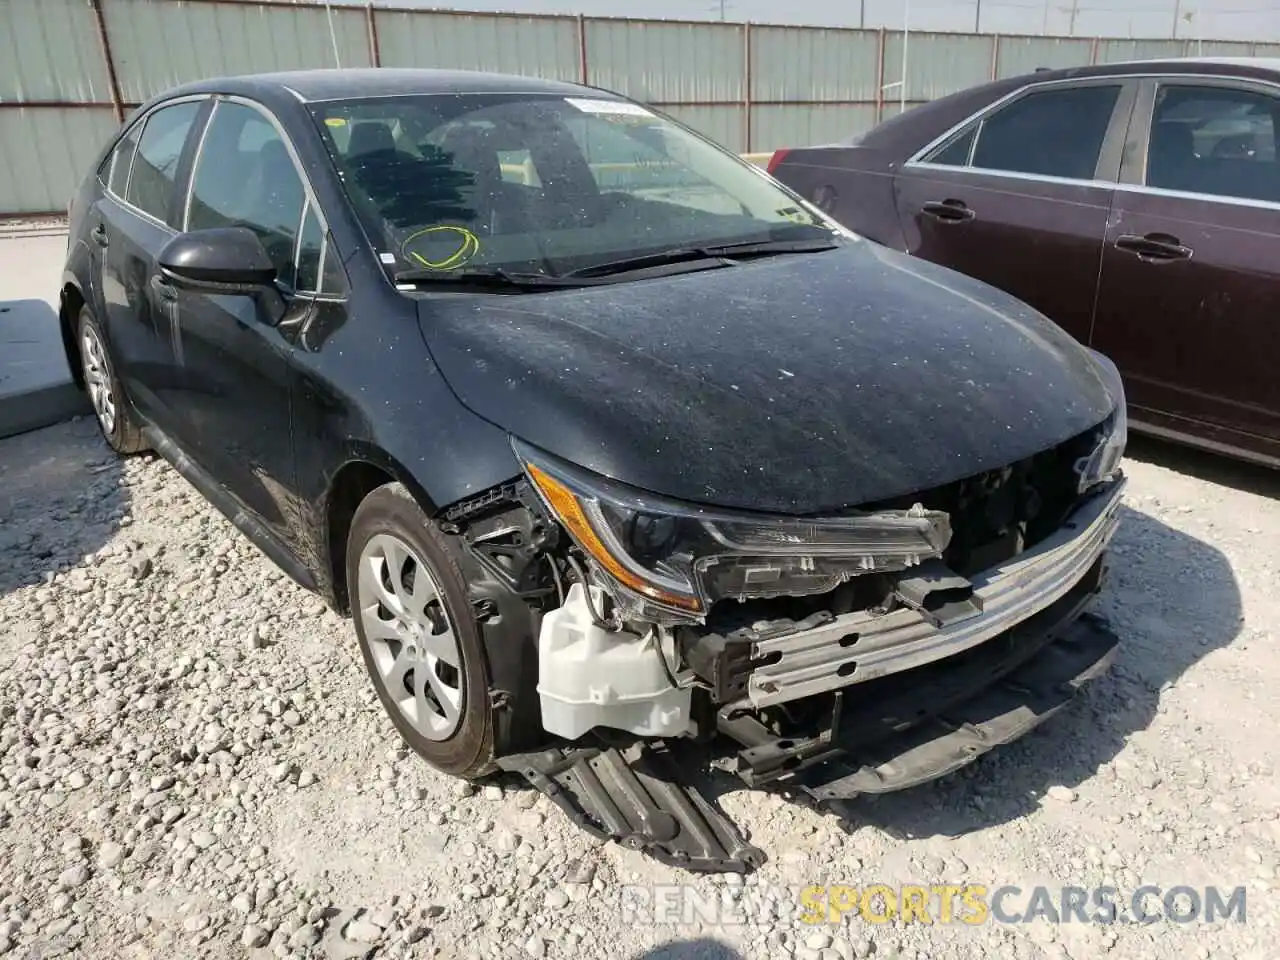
[1114,233,1193,262]
[149,274,177,302]
[90,224,109,248]
[921,199,975,223]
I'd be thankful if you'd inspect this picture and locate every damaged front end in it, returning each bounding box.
[451,405,1127,873]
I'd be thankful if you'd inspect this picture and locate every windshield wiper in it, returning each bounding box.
[394,267,600,290]
[562,236,840,280]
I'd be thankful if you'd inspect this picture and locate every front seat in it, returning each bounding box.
[244,139,306,278]
[1147,121,1198,191]
[347,121,397,158]
[436,126,510,234]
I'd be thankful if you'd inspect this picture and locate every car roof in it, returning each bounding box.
[1033,56,1280,83]
[161,68,598,104]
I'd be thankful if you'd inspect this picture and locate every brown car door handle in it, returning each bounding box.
[1114,233,1192,262]
[921,199,975,223]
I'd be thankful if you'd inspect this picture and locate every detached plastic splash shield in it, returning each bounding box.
[496,741,767,874]
[498,613,1119,874]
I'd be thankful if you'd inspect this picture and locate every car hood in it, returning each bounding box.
[415,241,1116,514]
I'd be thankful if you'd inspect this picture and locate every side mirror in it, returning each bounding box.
[157,227,277,292]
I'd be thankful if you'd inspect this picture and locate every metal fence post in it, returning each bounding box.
[366,2,381,67]
[578,15,589,85]
[743,21,753,153]
[990,33,1001,80]
[90,0,125,123]
[875,27,887,124]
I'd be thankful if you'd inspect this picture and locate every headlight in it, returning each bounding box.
[515,440,951,622]
[1076,350,1129,492]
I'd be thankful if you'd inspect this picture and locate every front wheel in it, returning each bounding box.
[77,307,148,454]
[346,483,497,778]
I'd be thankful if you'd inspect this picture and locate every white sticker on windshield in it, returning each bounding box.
[379,252,396,264]
[564,97,653,118]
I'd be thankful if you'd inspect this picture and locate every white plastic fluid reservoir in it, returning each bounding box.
[537,582,692,740]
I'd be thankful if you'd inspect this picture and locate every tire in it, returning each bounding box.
[77,306,149,455]
[346,483,496,778]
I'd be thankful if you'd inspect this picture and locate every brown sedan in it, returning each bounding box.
[769,57,1280,469]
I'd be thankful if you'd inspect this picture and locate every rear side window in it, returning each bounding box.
[186,101,309,285]
[926,85,1121,181]
[1146,84,1280,203]
[106,125,141,197]
[125,101,201,223]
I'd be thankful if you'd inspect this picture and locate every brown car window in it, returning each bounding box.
[929,84,1120,181]
[1146,85,1280,204]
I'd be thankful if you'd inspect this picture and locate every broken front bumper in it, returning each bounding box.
[745,477,1126,708]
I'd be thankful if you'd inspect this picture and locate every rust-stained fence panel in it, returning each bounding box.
[586,18,745,106]
[996,36,1094,78]
[374,10,579,81]
[104,0,370,104]
[2,0,1276,216]
[882,31,995,105]
[0,0,114,103]
[0,108,119,214]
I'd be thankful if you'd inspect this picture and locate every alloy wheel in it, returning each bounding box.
[81,326,117,435]
[357,533,464,741]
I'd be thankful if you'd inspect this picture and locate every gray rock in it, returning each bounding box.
[288,923,321,948]
[805,931,832,951]
[241,924,270,948]
[57,865,90,889]
[1046,785,1077,803]
[545,889,570,910]
[98,842,125,869]
[190,830,218,849]
[345,918,382,943]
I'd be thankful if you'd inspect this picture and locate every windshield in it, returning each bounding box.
[310,93,836,279]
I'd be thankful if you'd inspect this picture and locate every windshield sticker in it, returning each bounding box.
[564,98,654,118]
[777,206,813,225]
[324,117,347,127]
[400,225,481,271]
[378,252,396,264]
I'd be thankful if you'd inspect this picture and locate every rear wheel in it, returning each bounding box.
[77,307,148,454]
[346,483,496,777]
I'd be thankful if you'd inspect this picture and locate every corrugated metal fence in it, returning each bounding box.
[3,0,1277,216]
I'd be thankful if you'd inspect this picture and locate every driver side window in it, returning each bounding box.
[186,101,308,286]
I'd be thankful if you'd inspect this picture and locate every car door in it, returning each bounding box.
[1091,77,1280,464]
[892,79,1136,345]
[160,97,321,542]
[94,99,206,423]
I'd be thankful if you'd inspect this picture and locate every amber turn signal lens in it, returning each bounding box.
[526,463,702,612]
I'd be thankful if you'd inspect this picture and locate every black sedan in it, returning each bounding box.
[60,68,1127,872]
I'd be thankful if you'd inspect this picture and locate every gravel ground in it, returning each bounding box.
[1,417,1278,960]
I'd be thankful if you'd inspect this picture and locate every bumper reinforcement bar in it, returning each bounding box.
[799,611,1120,800]
[746,478,1125,707]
